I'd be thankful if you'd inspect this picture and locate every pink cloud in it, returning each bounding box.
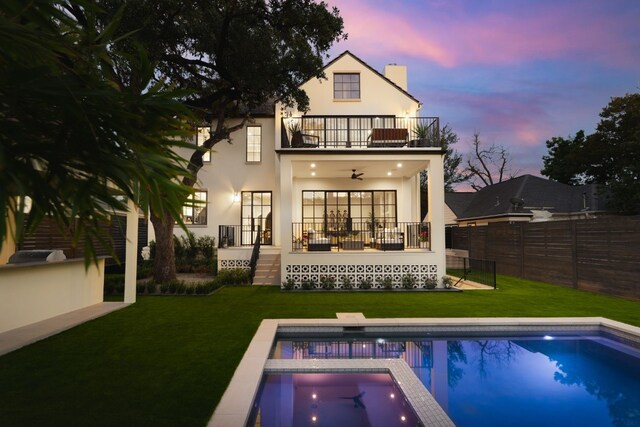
[330,0,640,68]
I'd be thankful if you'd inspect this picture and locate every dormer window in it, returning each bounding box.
[334,73,360,100]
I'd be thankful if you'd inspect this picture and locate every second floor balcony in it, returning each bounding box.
[281,116,440,149]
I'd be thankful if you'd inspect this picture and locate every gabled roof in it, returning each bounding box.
[445,192,474,217]
[456,175,609,221]
[320,50,421,104]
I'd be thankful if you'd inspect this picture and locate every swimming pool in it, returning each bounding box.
[270,334,640,427]
[209,317,640,427]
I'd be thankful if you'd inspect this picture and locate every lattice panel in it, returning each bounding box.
[283,264,438,289]
[219,259,250,270]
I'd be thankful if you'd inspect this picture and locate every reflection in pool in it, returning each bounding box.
[271,336,640,427]
[248,373,420,427]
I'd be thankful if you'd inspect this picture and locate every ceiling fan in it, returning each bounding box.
[351,169,364,180]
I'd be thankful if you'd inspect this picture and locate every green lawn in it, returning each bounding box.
[1,275,639,426]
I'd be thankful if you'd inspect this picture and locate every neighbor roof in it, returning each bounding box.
[456,175,608,221]
[445,192,474,217]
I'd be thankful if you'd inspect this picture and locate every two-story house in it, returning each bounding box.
[171,51,446,288]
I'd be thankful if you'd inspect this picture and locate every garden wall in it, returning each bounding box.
[449,216,640,300]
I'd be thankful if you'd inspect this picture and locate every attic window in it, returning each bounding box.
[334,73,360,100]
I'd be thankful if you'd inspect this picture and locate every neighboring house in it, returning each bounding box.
[451,175,611,226]
[170,51,447,288]
[444,192,474,226]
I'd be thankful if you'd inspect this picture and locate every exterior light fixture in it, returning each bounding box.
[312,393,317,399]
[233,192,241,203]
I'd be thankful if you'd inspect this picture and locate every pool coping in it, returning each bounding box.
[208,317,640,427]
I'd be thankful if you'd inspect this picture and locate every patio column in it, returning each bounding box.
[124,198,138,304]
[427,158,446,286]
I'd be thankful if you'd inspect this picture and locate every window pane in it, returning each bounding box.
[246,126,261,163]
[196,127,211,162]
[334,73,360,99]
[182,190,207,225]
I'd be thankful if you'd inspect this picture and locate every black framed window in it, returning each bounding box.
[246,125,261,163]
[302,190,397,232]
[196,127,211,162]
[182,190,207,225]
[333,73,360,99]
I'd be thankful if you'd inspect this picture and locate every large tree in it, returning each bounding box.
[420,125,466,217]
[97,0,346,282]
[541,92,640,213]
[463,133,519,191]
[0,0,193,263]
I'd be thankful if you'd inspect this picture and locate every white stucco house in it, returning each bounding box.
[170,51,446,288]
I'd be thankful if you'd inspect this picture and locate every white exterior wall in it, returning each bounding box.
[168,117,277,244]
[0,258,105,333]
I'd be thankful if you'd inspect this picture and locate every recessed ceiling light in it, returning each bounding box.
[387,171,392,176]
[311,171,316,176]
[310,163,316,168]
[397,163,403,168]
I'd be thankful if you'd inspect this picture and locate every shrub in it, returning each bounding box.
[379,276,393,290]
[197,236,216,260]
[215,268,250,286]
[104,274,125,295]
[282,278,296,290]
[194,284,208,295]
[173,235,185,260]
[136,283,146,294]
[185,285,195,295]
[145,282,157,294]
[341,276,354,290]
[401,274,416,290]
[320,275,336,290]
[424,277,438,289]
[159,283,170,294]
[137,260,153,279]
[180,231,199,260]
[301,278,315,290]
[148,240,156,259]
[359,278,373,290]
[442,275,454,289]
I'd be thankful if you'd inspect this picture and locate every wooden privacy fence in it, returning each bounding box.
[449,216,640,300]
[18,214,148,269]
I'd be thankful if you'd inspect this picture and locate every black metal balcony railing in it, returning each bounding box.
[281,116,440,149]
[292,221,430,252]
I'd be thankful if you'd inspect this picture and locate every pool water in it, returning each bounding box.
[271,335,640,427]
[248,373,420,427]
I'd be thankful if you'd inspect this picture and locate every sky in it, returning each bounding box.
[325,0,640,190]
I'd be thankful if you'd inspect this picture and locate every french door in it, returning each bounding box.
[241,191,272,245]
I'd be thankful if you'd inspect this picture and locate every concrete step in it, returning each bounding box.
[252,252,281,286]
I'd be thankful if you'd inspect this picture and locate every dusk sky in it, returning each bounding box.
[326,0,640,190]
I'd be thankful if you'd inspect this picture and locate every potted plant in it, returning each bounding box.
[419,230,429,248]
[292,236,304,251]
[288,121,303,147]
[412,123,431,147]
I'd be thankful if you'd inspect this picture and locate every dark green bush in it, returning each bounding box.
[104,274,125,295]
[197,236,216,260]
[401,274,416,290]
[301,278,315,290]
[379,276,393,290]
[341,276,354,290]
[320,275,336,290]
[282,278,296,290]
[359,278,372,290]
[215,268,250,286]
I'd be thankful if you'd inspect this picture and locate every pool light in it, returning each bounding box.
[312,393,317,399]
[543,335,554,340]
